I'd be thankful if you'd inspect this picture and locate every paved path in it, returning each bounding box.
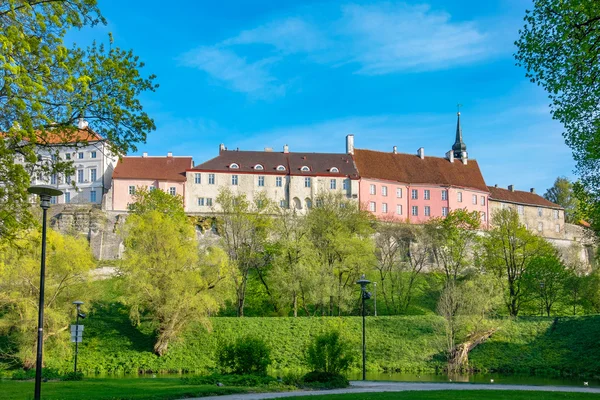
[186,380,600,400]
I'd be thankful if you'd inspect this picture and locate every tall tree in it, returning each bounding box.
[522,255,568,316]
[544,177,580,223]
[0,0,157,241]
[515,1,600,229]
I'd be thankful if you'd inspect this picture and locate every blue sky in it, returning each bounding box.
[77,0,574,193]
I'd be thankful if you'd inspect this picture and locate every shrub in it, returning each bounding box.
[11,368,62,381]
[306,330,354,374]
[181,373,276,386]
[217,336,271,375]
[61,371,84,381]
[301,371,349,389]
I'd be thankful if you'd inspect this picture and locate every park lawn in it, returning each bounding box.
[298,392,600,400]
[0,377,270,400]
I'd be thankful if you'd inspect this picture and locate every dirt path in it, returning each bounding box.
[186,380,600,400]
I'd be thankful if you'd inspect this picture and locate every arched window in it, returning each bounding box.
[330,167,339,173]
[254,164,264,170]
[300,166,310,172]
[305,198,313,209]
[276,165,286,171]
[229,163,239,169]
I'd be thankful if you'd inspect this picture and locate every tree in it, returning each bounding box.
[544,177,580,223]
[215,188,274,317]
[522,255,568,316]
[120,196,230,355]
[482,208,558,316]
[128,186,185,219]
[0,1,157,241]
[515,1,600,229]
[0,229,95,368]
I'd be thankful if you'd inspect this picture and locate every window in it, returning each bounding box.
[330,179,336,190]
[481,212,487,222]
[411,189,418,200]
[442,190,448,201]
[65,153,71,160]
[382,203,388,213]
[280,199,287,208]
[555,224,560,233]
[254,164,264,170]
[481,196,485,206]
[169,187,176,196]
[330,167,339,173]
[195,173,201,184]
[553,210,559,219]
[276,165,286,171]
[91,151,97,159]
[396,188,402,198]
[369,202,376,212]
[78,152,84,159]
[396,205,402,215]
[300,166,310,172]
[90,190,96,202]
[65,192,70,203]
[276,177,283,187]
[208,174,215,185]
[149,186,156,191]
[77,170,84,183]
[424,190,430,200]
[472,194,477,204]
[51,174,57,185]
[412,206,418,216]
[258,176,265,187]
[197,198,205,206]
[128,186,135,195]
[442,207,448,216]
[518,205,524,215]
[537,207,543,217]
[231,175,238,185]
[424,206,430,216]
[304,177,311,188]
[306,199,313,209]
[457,192,462,202]
[316,199,323,207]
[50,196,56,205]
[206,198,213,207]
[90,168,97,182]
[538,222,543,231]
[370,184,376,195]
[343,180,349,190]
[382,186,388,196]
[229,163,239,169]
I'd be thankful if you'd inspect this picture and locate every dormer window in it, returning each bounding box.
[254,164,264,170]
[229,163,240,169]
[330,167,339,173]
[276,165,286,171]
[300,166,310,172]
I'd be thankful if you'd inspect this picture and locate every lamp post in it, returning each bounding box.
[356,275,371,381]
[72,301,85,374]
[28,185,63,400]
[373,282,377,317]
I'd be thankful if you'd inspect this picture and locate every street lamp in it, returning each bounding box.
[356,274,371,381]
[28,185,63,400]
[72,301,86,374]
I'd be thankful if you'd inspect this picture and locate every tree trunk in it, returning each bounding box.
[448,328,497,370]
[293,291,298,317]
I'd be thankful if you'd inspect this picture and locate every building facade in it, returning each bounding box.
[185,144,360,214]
[109,153,192,211]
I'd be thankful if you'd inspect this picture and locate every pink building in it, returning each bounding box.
[350,113,490,226]
[110,153,192,211]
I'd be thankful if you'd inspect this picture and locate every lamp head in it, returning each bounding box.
[356,274,370,289]
[28,185,63,209]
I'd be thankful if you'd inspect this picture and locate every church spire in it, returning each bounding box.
[452,110,467,159]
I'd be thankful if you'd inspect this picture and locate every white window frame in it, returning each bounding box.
[538,207,543,217]
[369,202,376,212]
[77,169,84,183]
[128,186,135,195]
[411,189,418,200]
[442,207,448,216]
[91,151,97,159]
[424,190,430,200]
[90,168,97,182]
[208,174,215,185]
[276,177,283,187]
[301,166,310,172]
[343,180,349,190]
[518,205,524,215]
[195,173,201,184]
[424,206,430,216]
[554,210,559,219]
[370,184,376,195]
[169,187,176,196]
[229,163,240,169]
[206,198,213,207]
[396,205,402,215]
[231,175,238,185]
[258,176,265,187]
[472,194,477,205]
[330,179,337,190]
[304,177,311,188]
[78,152,84,159]
[442,190,448,201]
[330,167,339,173]
[382,203,388,213]
[396,188,402,198]
[198,197,205,206]
[457,192,462,202]
[254,164,264,170]
[481,196,485,206]
[276,165,286,171]
[382,186,388,196]
[411,206,418,216]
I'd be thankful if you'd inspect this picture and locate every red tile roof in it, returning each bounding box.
[36,129,103,144]
[113,156,192,182]
[488,186,562,209]
[191,150,358,177]
[353,149,489,192]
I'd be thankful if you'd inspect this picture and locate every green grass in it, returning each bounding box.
[0,377,266,400]
[294,392,600,400]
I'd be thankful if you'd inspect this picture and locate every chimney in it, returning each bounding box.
[461,150,468,165]
[393,146,398,154]
[446,150,454,163]
[264,147,273,152]
[77,118,88,129]
[219,143,226,153]
[417,147,424,159]
[167,152,173,157]
[283,144,289,153]
[530,188,536,194]
[346,134,355,155]
[142,152,148,158]
[494,184,498,188]
[508,185,515,192]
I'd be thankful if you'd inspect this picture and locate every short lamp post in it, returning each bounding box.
[72,301,85,374]
[356,275,371,381]
[28,185,63,400]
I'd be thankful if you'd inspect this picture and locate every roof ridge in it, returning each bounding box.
[355,148,478,161]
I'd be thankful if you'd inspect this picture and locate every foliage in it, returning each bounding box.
[300,371,349,389]
[127,186,185,220]
[0,0,156,241]
[305,330,355,374]
[522,255,569,316]
[0,229,95,368]
[61,370,84,381]
[482,208,559,316]
[217,336,272,375]
[544,177,580,223]
[11,367,62,380]
[181,373,278,387]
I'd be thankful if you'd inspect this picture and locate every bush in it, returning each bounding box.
[217,336,271,375]
[181,373,276,386]
[306,330,354,374]
[301,371,349,389]
[61,371,84,381]
[11,368,62,381]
